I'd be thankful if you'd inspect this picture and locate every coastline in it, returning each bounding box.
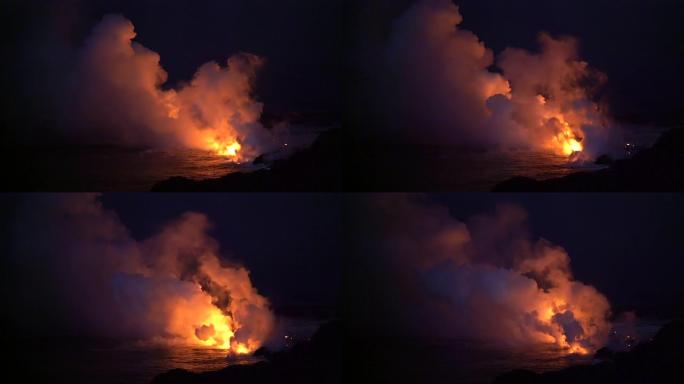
[494,128,684,192]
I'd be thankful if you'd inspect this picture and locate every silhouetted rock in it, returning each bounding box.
[150,321,341,384]
[152,129,341,191]
[252,154,267,165]
[493,319,684,384]
[494,128,684,192]
[252,346,271,358]
[594,346,614,360]
[595,154,615,165]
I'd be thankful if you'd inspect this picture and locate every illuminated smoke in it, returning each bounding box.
[388,0,612,158]
[359,195,611,354]
[10,194,273,353]
[73,15,282,161]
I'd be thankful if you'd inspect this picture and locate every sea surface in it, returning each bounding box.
[363,319,665,384]
[26,146,599,191]
[361,125,667,191]
[15,319,664,383]
[14,126,323,191]
[12,125,665,191]
[362,149,606,191]
[25,146,262,191]
[21,317,323,384]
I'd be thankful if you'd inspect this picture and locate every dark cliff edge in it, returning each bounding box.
[494,128,684,192]
[150,321,342,384]
[151,129,341,192]
[493,319,684,384]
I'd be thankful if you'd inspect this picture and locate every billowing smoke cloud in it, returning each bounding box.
[9,194,273,353]
[387,0,614,157]
[354,195,611,354]
[70,15,283,161]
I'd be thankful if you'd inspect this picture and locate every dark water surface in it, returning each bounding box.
[9,127,324,191]
[9,125,664,191]
[357,320,665,384]
[360,148,607,191]
[356,125,666,191]
[36,345,257,384]
[16,146,264,191]
[29,147,591,191]
[15,317,323,384]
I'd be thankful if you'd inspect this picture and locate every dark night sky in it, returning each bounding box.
[100,193,342,310]
[349,0,684,125]
[429,194,684,316]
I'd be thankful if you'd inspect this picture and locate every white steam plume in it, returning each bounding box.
[387,0,615,157]
[358,195,611,354]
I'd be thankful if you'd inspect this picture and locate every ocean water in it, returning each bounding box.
[359,320,665,384]
[12,125,664,191]
[35,345,260,384]
[360,125,667,191]
[18,317,323,384]
[373,341,593,384]
[14,319,663,383]
[362,149,607,191]
[13,127,323,191]
[24,146,262,191]
[29,146,595,191]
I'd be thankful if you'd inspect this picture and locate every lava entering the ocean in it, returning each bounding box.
[11,195,275,355]
[75,15,283,162]
[388,0,611,159]
[362,195,611,355]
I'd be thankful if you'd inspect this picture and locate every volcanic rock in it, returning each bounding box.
[493,319,684,384]
[494,128,684,192]
[594,154,615,166]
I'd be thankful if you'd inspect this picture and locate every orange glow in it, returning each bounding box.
[165,281,265,354]
[528,297,595,356]
[536,95,585,157]
[75,16,271,162]
[194,308,235,350]
[556,128,584,156]
[209,139,242,159]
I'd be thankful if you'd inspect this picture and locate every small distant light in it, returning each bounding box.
[284,143,288,146]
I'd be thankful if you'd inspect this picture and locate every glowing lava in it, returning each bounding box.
[166,281,266,355]
[536,95,585,157]
[191,309,255,354]
[535,300,592,355]
[556,129,584,157]
[209,139,242,159]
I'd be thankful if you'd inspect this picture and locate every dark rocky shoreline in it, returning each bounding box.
[494,128,684,192]
[494,319,684,384]
[151,129,341,192]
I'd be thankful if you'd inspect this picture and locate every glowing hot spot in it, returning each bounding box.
[534,300,592,356]
[554,120,584,157]
[559,135,584,156]
[209,139,242,159]
[193,308,235,350]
